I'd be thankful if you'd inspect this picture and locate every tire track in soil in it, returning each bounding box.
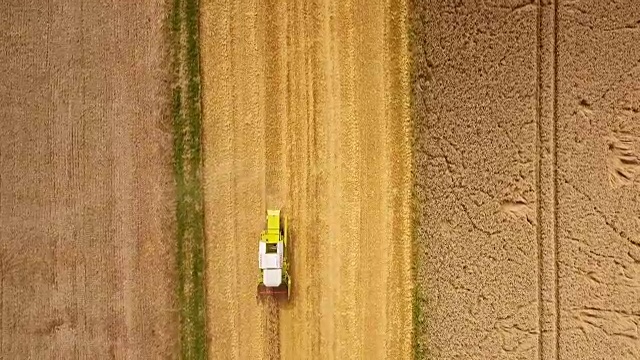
[552,1,560,357]
[536,1,544,357]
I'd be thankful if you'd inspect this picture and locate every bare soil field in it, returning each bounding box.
[412,0,640,359]
[0,1,178,358]
[200,0,412,359]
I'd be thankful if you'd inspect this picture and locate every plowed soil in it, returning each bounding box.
[412,0,640,359]
[0,1,177,358]
[200,1,412,359]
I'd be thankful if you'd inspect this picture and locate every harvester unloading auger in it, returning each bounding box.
[257,209,291,301]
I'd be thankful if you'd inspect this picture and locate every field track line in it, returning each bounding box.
[553,0,560,357]
[536,0,543,358]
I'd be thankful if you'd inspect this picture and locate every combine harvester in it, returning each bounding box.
[257,209,291,301]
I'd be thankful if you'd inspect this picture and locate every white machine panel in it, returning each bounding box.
[263,269,282,287]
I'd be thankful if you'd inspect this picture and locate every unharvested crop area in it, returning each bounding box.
[412,0,640,359]
[200,0,412,359]
[1,1,178,358]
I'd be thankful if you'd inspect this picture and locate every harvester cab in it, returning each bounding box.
[257,209,291,301]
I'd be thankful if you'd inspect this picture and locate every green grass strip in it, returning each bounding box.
[408,4,428,357]
[170,0,207,358]
[412,280,427,359]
